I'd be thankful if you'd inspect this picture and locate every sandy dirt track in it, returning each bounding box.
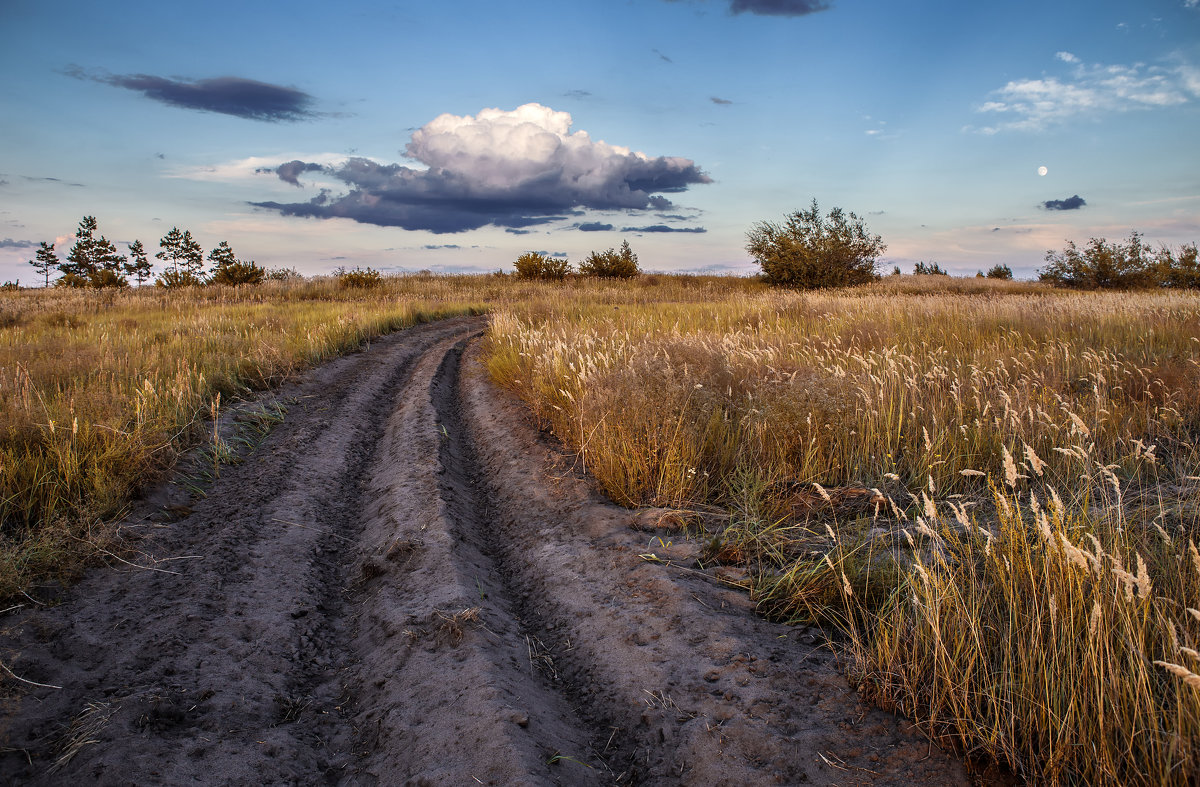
[0,316,970,785]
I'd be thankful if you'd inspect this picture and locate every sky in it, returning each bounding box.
[1,0,1199,281]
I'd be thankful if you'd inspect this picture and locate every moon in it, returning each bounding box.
[1038,166,1048,177]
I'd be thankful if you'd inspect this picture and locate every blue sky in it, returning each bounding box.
[2,0,1198,281]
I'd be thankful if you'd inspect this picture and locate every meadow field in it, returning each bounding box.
[2,273,1199,784]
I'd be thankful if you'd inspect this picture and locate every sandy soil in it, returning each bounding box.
[0,316,973,785]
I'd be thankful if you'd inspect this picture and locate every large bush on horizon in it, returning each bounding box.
[747,200,886,289]
[1040,231,1199,290]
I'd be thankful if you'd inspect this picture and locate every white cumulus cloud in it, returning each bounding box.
[253,103,712,233]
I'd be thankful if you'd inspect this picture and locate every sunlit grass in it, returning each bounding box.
[0,276,495,595]
[485,276,1200,784]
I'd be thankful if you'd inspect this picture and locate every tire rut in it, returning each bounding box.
[1,317,976,787]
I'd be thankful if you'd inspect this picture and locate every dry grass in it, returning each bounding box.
[485,275,1200,784]
[5,270,1200,783]
[0,275,499,596]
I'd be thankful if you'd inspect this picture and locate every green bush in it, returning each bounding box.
[1039,232,1154,289]
[337,267,383,289]
[746,200,885,289]
[513,252,571,281]
[210,260,266,286]
[155,269,205,288]
[578,241,640,279]
[1153,242,1199,289]
[265,267,303,282]
[985,264,1013,280]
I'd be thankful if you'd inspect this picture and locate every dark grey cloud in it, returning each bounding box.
[66,66,317,122]
[576,222,615,232]
[0,238,37,249]
[729,0,830,15]
[424,244,461,250]
[621,224,708,233]
[564,89,592,99]
[253,104,711,234]
[530,250,570,258]
[653,48,674,63]
[505,228,534,235]
[711,96,733,105]
[1041,194,1087,211]
[259,160,326,186]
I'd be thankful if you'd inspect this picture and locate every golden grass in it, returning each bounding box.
[0,275,499,595]
[484,275,1200,784]
[5,270,1199,782]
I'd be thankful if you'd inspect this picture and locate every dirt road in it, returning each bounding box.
[0,316,969,785]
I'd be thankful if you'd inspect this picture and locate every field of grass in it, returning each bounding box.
[485,275,1200,785]
[0,276,507,596]
[3,272,1199,784]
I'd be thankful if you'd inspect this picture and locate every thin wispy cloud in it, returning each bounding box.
[664,0,829,17]
[729,0,829,15]
[621,224,708,233]
[710,96,733,105]
[254,103,711,233]
[973,53,1200,133]
[575,222,615,231]
[66,67,318,122]
[0,238,37,249]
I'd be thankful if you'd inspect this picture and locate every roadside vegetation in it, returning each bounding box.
[485,274,1200,785]
[5,204,1200,783]
[0,276,496,596]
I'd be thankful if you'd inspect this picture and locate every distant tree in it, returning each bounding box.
[124,239,153,286]
[746,200,884,289]
[60,215,100,280]
[61,216,127,287]
[29,242,59,287]
[985,264,1013,280]
[208,241,265,285]
[892,265,901,276]
[913,261,948,276]
[513,251,571,281]
[1040,232,1155,289]
[156,227,205,281]
[1152,242,1199,289]
[578,240,640,279]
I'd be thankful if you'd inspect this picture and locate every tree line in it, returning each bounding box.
[27,216,279,288]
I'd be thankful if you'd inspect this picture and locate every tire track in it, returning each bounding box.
[1,317,977,786]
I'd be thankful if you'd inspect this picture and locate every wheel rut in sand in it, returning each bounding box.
[1,316,977,786]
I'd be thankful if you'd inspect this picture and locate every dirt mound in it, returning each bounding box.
[0,316,970,785]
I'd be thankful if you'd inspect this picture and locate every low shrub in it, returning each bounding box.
[579,241,640,279]
[513,252,571,281]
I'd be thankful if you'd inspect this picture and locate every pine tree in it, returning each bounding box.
[179,230,204,277]
[29,242,59,287]
[156,227,185,274]
[156,227,205,286]
[124,240,153,286]
[207,241,237,270]
[208,241,265,285]
[62,215,100,280]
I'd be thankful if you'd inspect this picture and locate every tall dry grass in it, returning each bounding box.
[0,275,499,595]
[485,276,1200,784]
